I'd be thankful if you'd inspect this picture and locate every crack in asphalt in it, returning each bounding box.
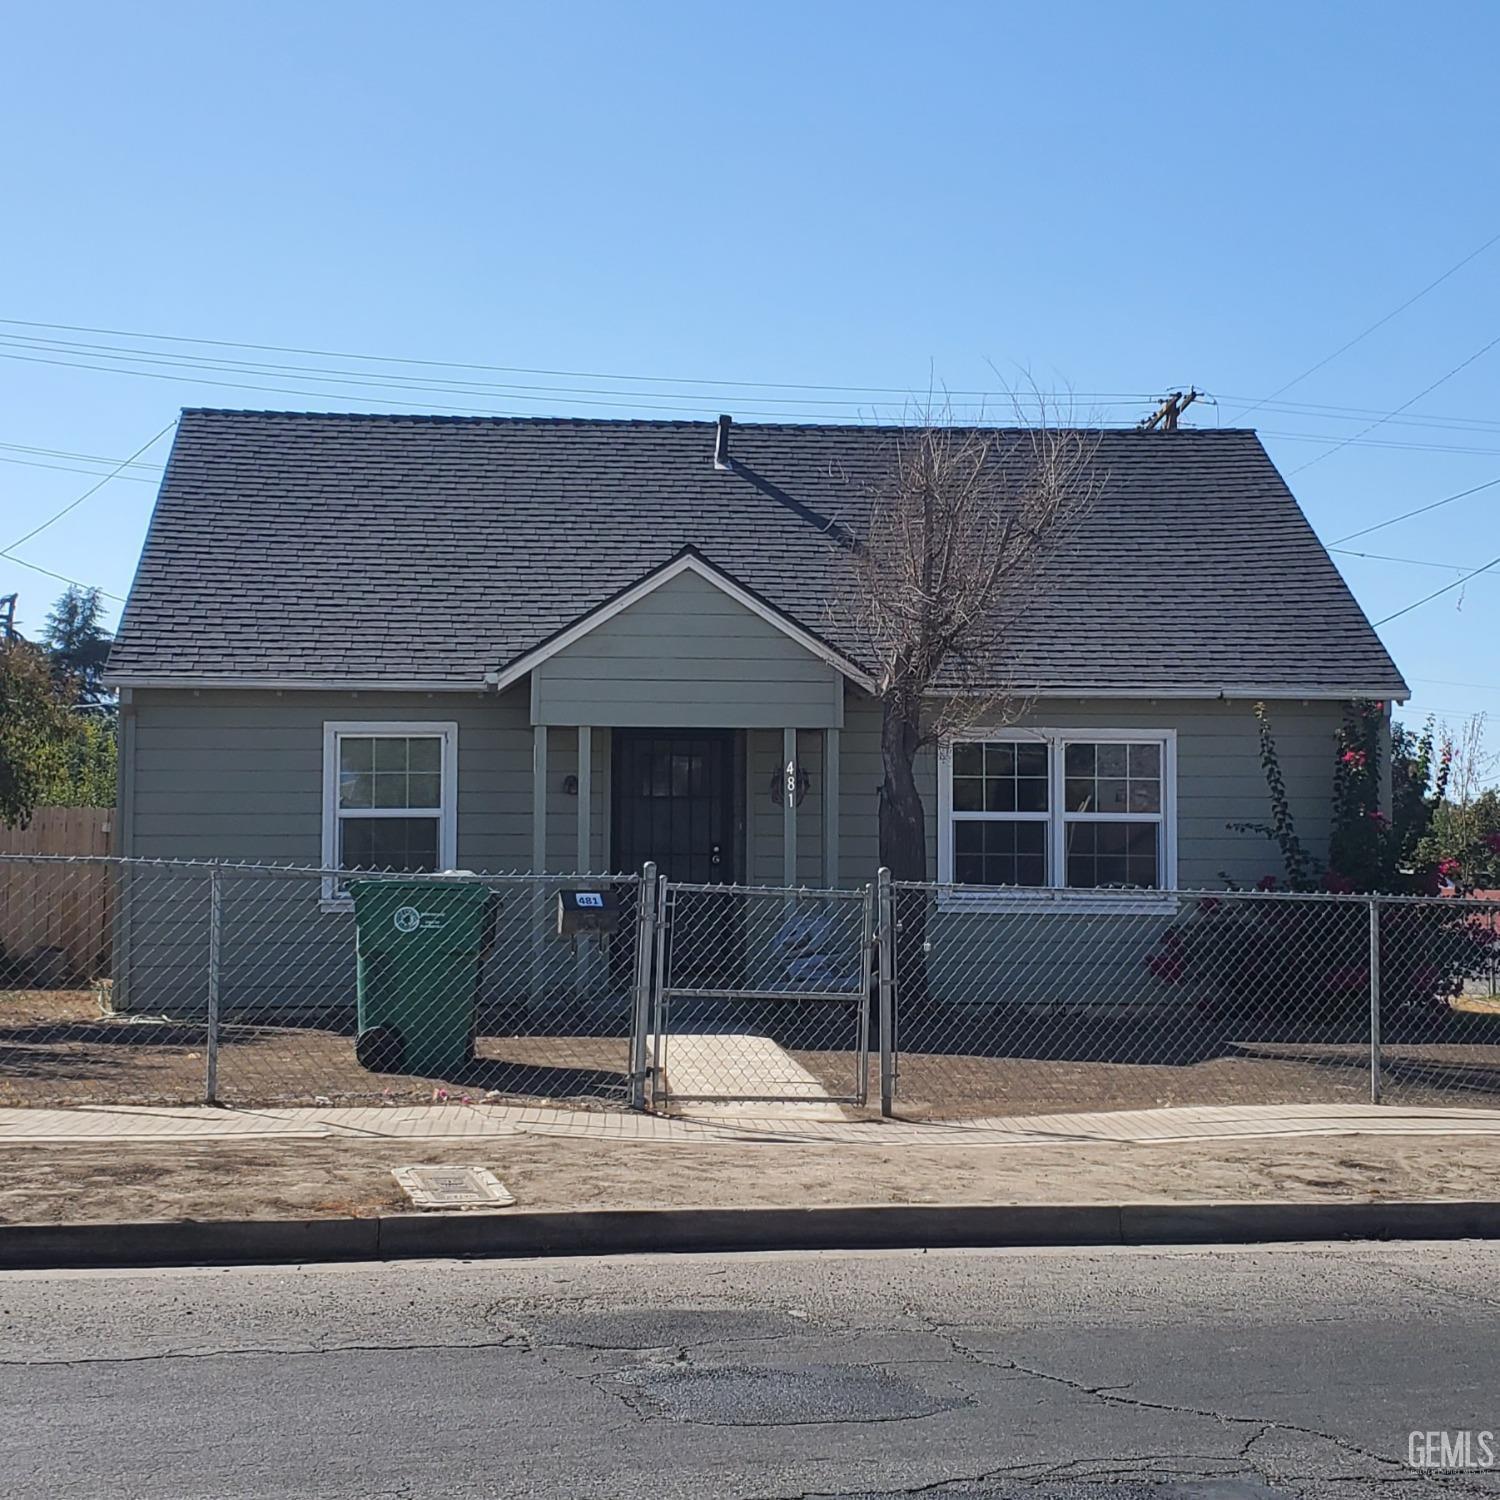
[0,1319,826,1370]
[12,1299,1500,1498]
[896,1317,1500,1498]
[0,1335,534,1367]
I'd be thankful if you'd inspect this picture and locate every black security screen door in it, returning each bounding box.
[612,730,736,884]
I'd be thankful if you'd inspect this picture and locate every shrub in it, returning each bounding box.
[1146,701,1487,1025]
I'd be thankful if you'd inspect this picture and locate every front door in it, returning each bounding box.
[612,730,736,883]
[613,730,740,989]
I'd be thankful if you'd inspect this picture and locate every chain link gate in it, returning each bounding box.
[648,879,874,1109]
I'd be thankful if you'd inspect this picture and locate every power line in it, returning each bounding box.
[1399,704,1491,723]
[1331,475,1500,545]
[1289,330,1500,475]
[0,549,126,603]
[0,332,1161,413]
[12,342,1500,459]
[0,439,163,470]
[1225,226,1500,423]
[2,420,176,554]
[1412,676,1500,692]
[1219,393,1500,436]
[1260,429,1500,458]
[9,319,1500,447]
[1374,551,1500,627]
[0,453,158,482]
[0,316,1164,401]
[1331,547,1489,573]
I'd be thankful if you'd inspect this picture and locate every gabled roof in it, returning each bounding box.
[107,410,1408,700]
[491,549,876,694]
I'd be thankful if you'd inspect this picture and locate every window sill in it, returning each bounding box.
[934,887,1178,917]
[319,896,354,914]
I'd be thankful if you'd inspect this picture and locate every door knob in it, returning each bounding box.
[710,843,722,866]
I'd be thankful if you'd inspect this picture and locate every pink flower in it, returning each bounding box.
[1368,810,1390,828]
[1438,857,1462,878]
[1321,869,1357,894]
[1341,749,1368,769]
[1255,874,1279,892]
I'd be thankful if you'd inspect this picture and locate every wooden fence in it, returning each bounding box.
[0,808,115,984]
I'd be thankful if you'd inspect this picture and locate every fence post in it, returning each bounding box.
[1369,896,1382,1105]
[204,862,222,1106]
[628,862,657,1111]
[877,866,895,1117]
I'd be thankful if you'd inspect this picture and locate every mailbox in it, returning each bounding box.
[557,888,621,937]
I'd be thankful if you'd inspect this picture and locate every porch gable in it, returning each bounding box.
[522,555,866,729]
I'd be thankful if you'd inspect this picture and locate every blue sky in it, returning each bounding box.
[2,2,1497,751]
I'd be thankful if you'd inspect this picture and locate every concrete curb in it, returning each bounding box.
[6,1199,1500,1269]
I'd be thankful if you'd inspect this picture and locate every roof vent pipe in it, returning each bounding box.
[713,414,733,471]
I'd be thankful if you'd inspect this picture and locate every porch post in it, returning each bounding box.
[783,726,798,888]
[532,725,548,872]
[576,726,592,873]
[823,726,840,888]
[531,724,548,1001]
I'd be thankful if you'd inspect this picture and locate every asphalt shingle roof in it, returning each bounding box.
[107,410,1407,698]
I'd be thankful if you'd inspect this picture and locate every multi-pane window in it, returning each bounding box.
[322,723,456,899]
[950,742,1049,886]
[943,733,1171,892]
[1062,741,1162,889]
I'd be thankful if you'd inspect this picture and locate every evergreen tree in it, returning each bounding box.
[42,585,113,707]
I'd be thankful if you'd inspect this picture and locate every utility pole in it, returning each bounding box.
[1138,389,1201,432]
[0,593,15,641]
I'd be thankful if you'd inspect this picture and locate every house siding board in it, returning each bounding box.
[130,686,533,869]
[899,698,1345,1008]
[825,695,1340,888]
[125,689,629,1014]
[747,728,825,886]
[532,569,843,729]
[119,686,1346,1014]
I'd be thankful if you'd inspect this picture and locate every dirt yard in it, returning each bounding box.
[4,1128,1500,1226]
[6,987,1500,1119]
[0,990,631,1110]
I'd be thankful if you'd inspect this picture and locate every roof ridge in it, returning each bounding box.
[176,407,1263,436]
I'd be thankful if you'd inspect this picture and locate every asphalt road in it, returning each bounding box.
[5,1241,1500,1499]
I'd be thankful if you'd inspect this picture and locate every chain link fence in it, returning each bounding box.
[0,855,640,1110]
[651,880,872,1108]
[4,853,1500,1122]
[887,880,1500,1120]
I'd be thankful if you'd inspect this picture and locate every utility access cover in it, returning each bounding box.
[392,1165,514,1210]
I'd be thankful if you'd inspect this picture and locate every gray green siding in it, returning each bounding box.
[119,682,1348,1013]
[530,568,844,729]
[125,686,1344,891]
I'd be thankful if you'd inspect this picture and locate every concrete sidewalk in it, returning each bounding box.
[3,1101,1500,1237]
[7,1098,1500,1145]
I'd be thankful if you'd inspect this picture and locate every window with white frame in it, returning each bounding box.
[940,730,1174,893]
[322,722,457,899]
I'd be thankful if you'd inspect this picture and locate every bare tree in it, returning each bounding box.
[842,411,1102,881]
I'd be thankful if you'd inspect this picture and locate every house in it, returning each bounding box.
[103,409,1406,1011]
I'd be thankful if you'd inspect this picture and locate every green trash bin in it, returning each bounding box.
[349,878,496,1076]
